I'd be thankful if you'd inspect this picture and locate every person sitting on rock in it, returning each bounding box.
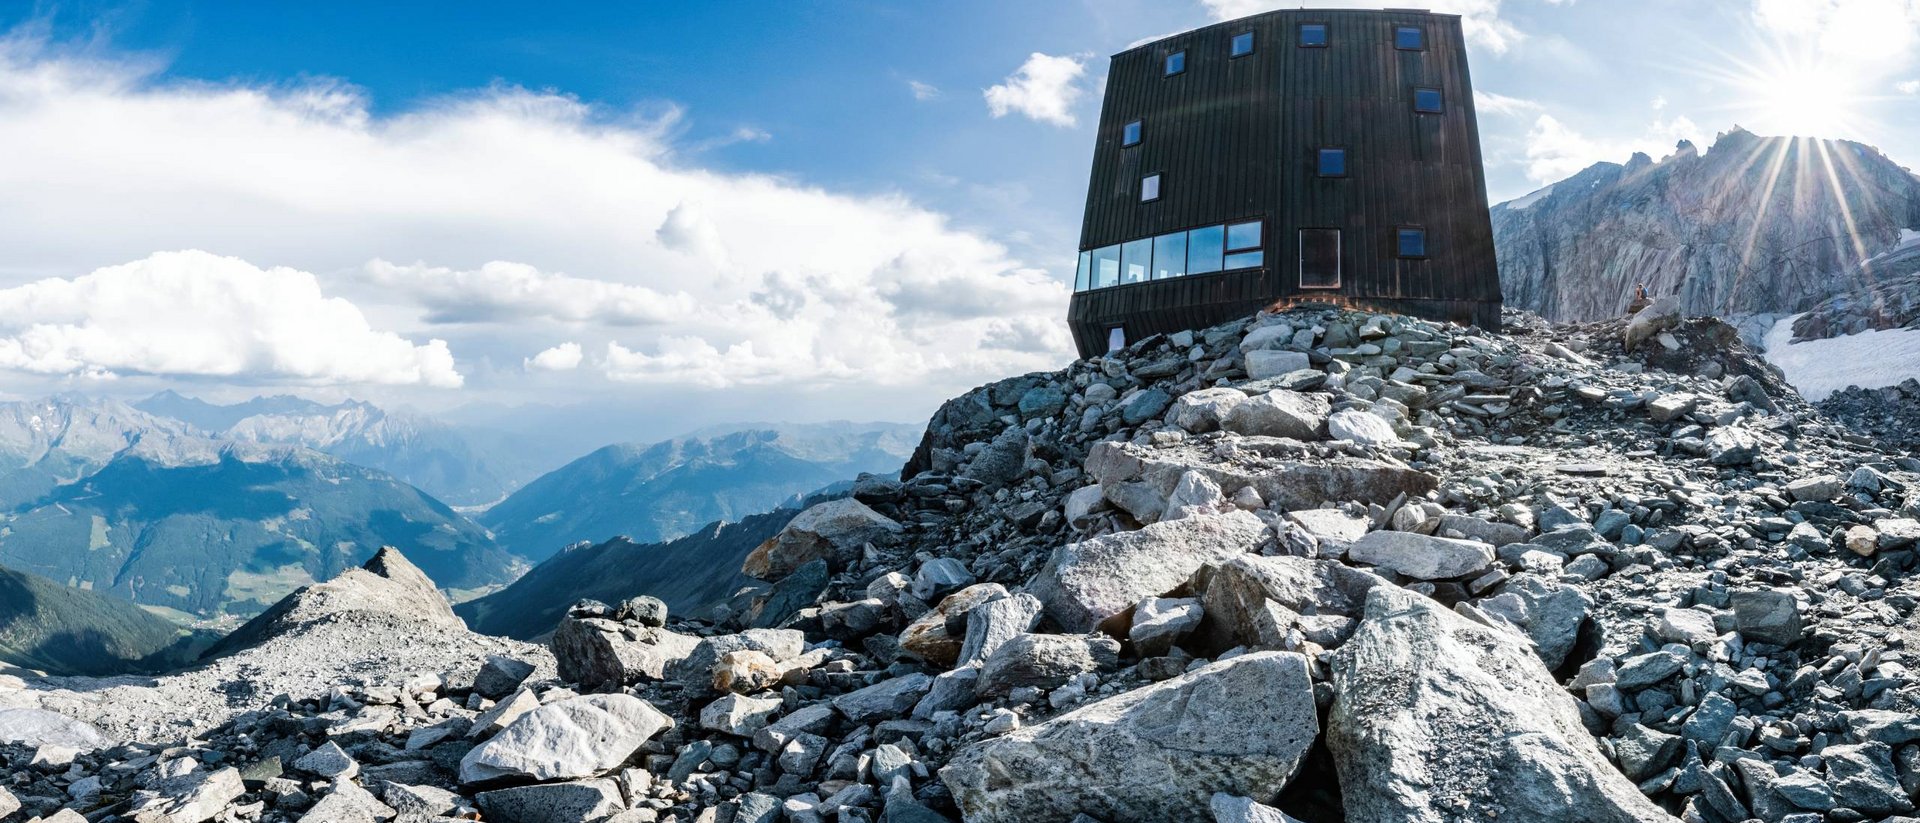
[1626,282,1652,314]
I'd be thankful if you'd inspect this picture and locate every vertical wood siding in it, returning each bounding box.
[1069,9,1501,357]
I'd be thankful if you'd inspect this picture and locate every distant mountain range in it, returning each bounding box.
[0,395,916,629]
[0,560,213,675]
[457,505,802,639]
[135,391,522,507]
[478,422,917,561]
[1494,127,1920,324]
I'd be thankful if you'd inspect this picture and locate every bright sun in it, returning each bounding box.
[1714,38,1875,141]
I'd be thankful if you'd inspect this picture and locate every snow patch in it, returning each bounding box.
[1763,312,1920,401]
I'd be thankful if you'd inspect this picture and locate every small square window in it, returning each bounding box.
[1122,120,1142,147]
[1107,327,1127,353]
[1395,27,1425,50]
[1231,31,1255,57]
[1299,24,1328,48]
[1398,228,1428,258]
[1317,148,1347,177]
[1226,220,1262,252]
[1414,87,1444,113]
[1141,174,1162,202]
[1165,51,1186,76]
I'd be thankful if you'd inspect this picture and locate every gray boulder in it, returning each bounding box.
[1327,409,1399,446]
[473,655,537,700]
[1346,530,1495,580]
[1477,573,1593,669]
[550,616,699,691]
[1328,586,1674,823]
[742,498,903,580]
[0,707,114,750]
[1190,555,1385,653]
[1730,588,1803,646]
[1173,387,1250,433]
[475,779,625,823]
[1029,510,1266,634]
[976,633,1121,696]
[943,652,1318,822]
[1245,350,1311,380]
[128,767,245,823]
[1128,597,1204,657]
[900,583,1009,667]
[1221,390,1330,440]
[957,593,1044,667]
[460,694,673,784]
[1211,793,1303,823]
[833,673,934,723]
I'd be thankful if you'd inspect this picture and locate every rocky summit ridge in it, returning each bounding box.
[4,302,1920,823]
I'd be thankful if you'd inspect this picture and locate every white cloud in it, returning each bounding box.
[1201,0,1524,54]
[0,250,460,386]
[1474,90,1542,116]
[525,342,583,371]
[1522,114,1708,184]
[0,35,1074,398]
[1753,0,1920,69]
[908,80,940,100]
[1651,95,1668,111]
[1899,79,1920,95]
[984,53,1087,127]
[361,259,699,325]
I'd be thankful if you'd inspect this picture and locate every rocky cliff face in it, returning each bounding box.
[4,306,1920,823]
[1495,128,1920,322]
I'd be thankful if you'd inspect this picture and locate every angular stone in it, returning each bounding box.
[1730,588,1803,646]
[832,674,933,723]
[473,655,537,700]
[1706,429,1762,466]
[1823,742,1914,816]
[299,779,396,823]
[550,616,700,691]
[900,583,1009,668]
[460,694,674,784]
[468,687,540,739]
[129,767,245,823]
[1655,608,1718,649]
[1435,514,1530,547]
[1346,530,1494,580]
[1030,510,1266,634]
[911,557,974,601]
[977,633,1121,697]
[1128,597,1203,657]
[1084,439,1436,513]
[958,593,1044,668]
[0,708,114,750]
[701,693,783,737]
[292,741,359,780]
[1210,794,1302,823]
[1614,649,1686,690]
[1477,573,1593,670]
[1785,475,1842,502]
[475,779,624,823]
[1173,388,1250,434]
[1328,587,1672,823]
[743,498,903,580]
[1190,555,1385,653]
[1612,724,1681,781]
[713,650,783,694]
[670,629,806,690]
[1326,409,1399,446]
[942,652,1319,823]
[1221,390,1330,440]
[1245,350,1311,380]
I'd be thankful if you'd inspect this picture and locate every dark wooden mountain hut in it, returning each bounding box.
[1067,7,1502,357]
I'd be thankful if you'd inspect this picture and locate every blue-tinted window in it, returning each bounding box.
[1395,27,1424,50]
[1075,251,1091,291]
[1153,232,1188,280]
[1107,327,1126,353]
[1226,220,1262,252]
[1121,238,1153,284]
[1414,88,1444,113]
[1122,120,1142,147]
[1231,31,1255,57]
[1398,228,1428,258]
[1318,148,1347,177]
[1187,226,1225,275]
[1140,174,1162,202]
[1299,24,1328,47]
[1165,51,1186,75]
[1091,244,1121,289]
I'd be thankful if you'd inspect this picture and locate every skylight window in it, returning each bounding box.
[1231,31,1255,57]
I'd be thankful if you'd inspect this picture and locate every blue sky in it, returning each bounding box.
[0,0,1917,442]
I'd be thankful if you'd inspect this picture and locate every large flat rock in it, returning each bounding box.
[942,651,1318,823]
[1029,510,1267,634]
[1328,587,1676,823]
[1086,439,1436,513]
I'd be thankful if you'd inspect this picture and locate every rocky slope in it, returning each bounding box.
[5,304,1920,823]
[136,391,520,507]
[1495,128,1920,322]
[479,423,917,562]
[0,562,211,676]
[457,506,803,640]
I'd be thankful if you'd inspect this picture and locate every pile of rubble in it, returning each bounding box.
[1820,380,1920,459]
[5,301,1920,823]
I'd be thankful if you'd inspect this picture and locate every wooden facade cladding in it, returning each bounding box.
[1068,8,1502,357]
